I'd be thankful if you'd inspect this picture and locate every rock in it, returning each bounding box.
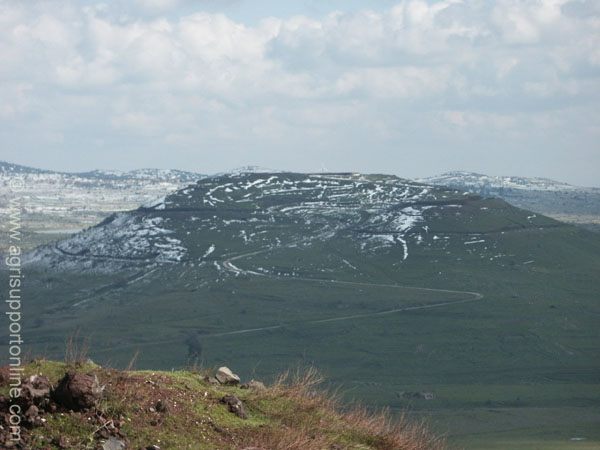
[21,375,52,403]
[155,399,169,413]
[24,404,39,421]
[103,437,126,450]
[220,394,248,419]
[215,367,240,386]
[240,380,266,391]
[52,371,102,411]
[204,376,219,385]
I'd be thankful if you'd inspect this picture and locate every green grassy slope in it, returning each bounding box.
[2,360,443,449]
[4,172,599,448]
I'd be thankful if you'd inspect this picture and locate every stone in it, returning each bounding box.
[240,380,266,391]
[21,375,52,403]
[220,394,248,419]
[103,437,126,450]
[155,399,169,413]
[52,371,102,411]
[205,376,219,385]
[24,404,39,421]
[215,367,240,386]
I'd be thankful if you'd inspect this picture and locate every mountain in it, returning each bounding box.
[0,160,202,182]
[28,171,562,272]
[419,171,600,232]
[11,171,600,446]
[0,161,205,253]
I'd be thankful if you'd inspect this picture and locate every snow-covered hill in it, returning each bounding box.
[28,171,561,273]
[419,171,600,232]
[0,161,201,182]
[418,171,583,192]
[0,161,205,252]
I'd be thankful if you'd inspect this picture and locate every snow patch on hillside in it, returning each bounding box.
[53,213,186,263]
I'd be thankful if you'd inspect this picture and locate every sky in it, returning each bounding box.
[0,0,599,186]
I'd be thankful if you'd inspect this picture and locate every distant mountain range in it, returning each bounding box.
[0,160,203,182]
[418,171,586,192]
[2,161,599,255]
[0,161,206,252]
[419,171,600,232]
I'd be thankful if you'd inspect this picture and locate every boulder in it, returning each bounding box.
[220,394,248,419]
[240,380,266,391]
[52,371,102,411]
[215,367,240,386]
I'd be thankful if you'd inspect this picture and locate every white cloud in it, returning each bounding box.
[0,0,598,184]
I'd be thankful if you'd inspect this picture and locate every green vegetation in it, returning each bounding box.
[2,360,443,449]
[3,172,599,448]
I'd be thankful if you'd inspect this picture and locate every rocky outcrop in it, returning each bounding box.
[240,380,267,391]
[52,371,103,411]
[215,366,241,386]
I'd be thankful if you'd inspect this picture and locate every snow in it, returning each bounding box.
[144,196,167,210]
[419,171,586,192]
[464,240,485,245]
[203,245,215,258]
[48,212,186,263]
[26,170,508,272]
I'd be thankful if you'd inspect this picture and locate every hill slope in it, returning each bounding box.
[1,360,443,449]
[419,171,600,232]
[7,171,600,447]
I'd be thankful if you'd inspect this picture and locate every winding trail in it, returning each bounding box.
[68,239,483,354]
[213,241,483,337]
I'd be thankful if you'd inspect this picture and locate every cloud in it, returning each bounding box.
[0,0,598,184]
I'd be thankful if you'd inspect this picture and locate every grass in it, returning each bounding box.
[5,360,444,450]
